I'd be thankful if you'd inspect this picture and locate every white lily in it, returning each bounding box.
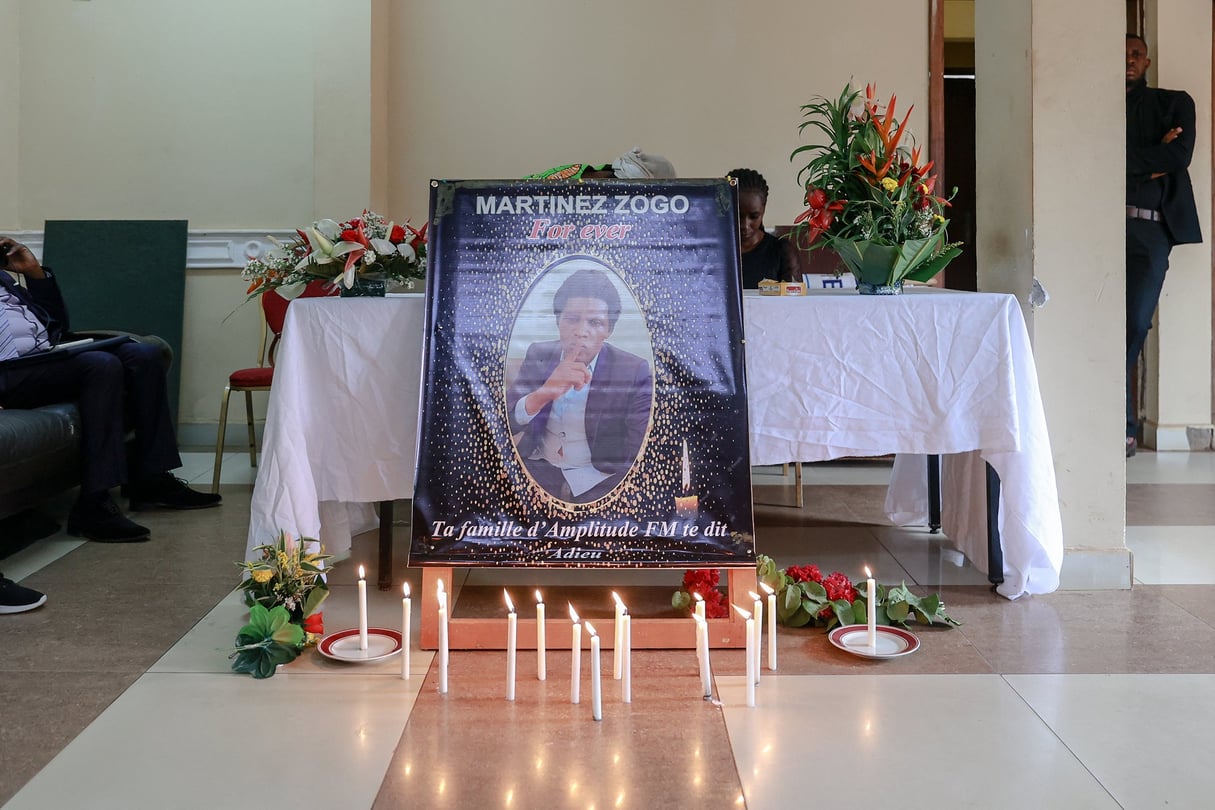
[370,238,395,255]
[397,242,416,262]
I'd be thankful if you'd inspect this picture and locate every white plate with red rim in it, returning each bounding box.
[828,625,920,659]
[318,627,403,663]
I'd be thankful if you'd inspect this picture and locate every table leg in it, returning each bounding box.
[926,455,941,533]
[985,463,1004,586]
[377,499,394,591]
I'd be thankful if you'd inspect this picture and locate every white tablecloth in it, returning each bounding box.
[743,289,1062,599]
[245,296,425,557]
[247,289,1062,600]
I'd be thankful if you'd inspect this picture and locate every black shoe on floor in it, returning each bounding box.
[67,495,151,543]
[128,473,222,511]
[0,575,47,614]
[1126,437,1137,458]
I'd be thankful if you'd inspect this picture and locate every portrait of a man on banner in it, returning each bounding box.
[506,258,653,505]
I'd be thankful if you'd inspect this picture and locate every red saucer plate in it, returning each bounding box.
[828,625,920,659]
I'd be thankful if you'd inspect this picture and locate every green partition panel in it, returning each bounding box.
[41,220,188,422]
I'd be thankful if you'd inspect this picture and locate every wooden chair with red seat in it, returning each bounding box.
[211,280,335,492]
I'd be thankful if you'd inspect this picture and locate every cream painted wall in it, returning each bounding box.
[386,0,930,231]
[5,0,380,435]
[0,0,18,227]
[1143,1,1214,449]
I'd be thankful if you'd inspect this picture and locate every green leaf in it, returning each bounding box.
[831,599,855,626]
[230,604,304,678]
[301,584,329,618]
[672,591,690,611]
[886,599,911,624]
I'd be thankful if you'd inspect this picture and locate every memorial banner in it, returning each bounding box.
[410,179,753,567]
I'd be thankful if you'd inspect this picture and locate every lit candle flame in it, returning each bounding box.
[733,605,751,620]
[585,621,597,637]
[358,564,365,580]
[612,591,623,608]
[504,589,515,613]
[760,582,774,595]
[864,566,873,578]
[403,582,410,597]
[748,591,760,601]
[535,589,543,604]
[693,592,704,603]
[569,604,579,623]
[437,579,445,595]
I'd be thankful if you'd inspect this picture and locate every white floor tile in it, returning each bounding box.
[1126,525,1215,584]
[4,672,420,810]
[718,674,1117,809]
[1007,674,1215,809]
[1126,450,1215,484]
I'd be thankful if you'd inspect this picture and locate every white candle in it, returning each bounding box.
[587,622,602,721]
[612,592,624,680]
[569,604,581,704]
[535,591,546,681]
[401,582,411,681]
[761,582,777,671]
[693,592,706,664]
[357,565,368,651]
[694,614,712,698]
[735,606,755,708]
[865,566,877,650]
[621,612,632,703]
[505,590,517,701]
[749,591,763,686]
[437,579,448,695]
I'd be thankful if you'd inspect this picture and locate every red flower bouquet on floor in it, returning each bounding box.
[671,569,730,618]
[757,555,959,629]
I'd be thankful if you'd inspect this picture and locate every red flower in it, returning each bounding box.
[821,572,858,603]
[786,564,822,584]
[409,221,428,250]
[807,187,828,209]
[302,612,324,635]
[703,589,730,619]
[683,568,720,595]
[389,223,407,242]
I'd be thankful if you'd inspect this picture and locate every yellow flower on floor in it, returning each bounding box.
[251,568,274,584]
[880,177,899,193]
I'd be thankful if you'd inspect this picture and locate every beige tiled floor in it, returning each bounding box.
[4,451,1215,808]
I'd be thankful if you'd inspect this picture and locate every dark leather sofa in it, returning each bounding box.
[0,335,172,525]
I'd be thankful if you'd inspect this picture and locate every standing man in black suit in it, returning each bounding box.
[1125,33,1203,457]
[0,237,220,541]
[507,265,653,503]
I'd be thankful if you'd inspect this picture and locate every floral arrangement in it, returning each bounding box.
[755,555,959,629]
[671,569,730,618]
[231,530,333,678]
[242,209,427,299]
[673,555,959,630]
[790,83,960,288]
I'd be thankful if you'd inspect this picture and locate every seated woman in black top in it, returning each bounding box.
[729,168,801,288]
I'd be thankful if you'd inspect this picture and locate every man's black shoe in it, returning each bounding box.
[1126,437,1138,458]
[0,574,47,614]
[67,496,151,543]
[128,474,222,511]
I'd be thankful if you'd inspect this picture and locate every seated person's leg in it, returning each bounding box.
[1,351,151,542]
[112,342,221,511]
